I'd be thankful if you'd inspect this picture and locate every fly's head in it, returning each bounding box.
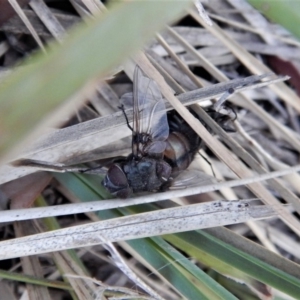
[101,164,132,198]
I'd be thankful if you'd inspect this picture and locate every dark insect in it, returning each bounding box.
[102,67,172,198]
[102,67,233,198]
[164,108,227,175]
[12,67,233,199]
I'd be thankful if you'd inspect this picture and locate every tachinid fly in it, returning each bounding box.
[102,67,232,198]
[12,67,233,199]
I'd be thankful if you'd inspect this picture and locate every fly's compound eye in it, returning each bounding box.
[102,164,132,198]
[156,161,172,181]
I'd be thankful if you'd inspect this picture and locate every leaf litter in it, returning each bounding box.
[1,1,300,299]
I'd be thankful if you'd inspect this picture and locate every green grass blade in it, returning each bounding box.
[128,237,236,300]
[247,0,300,40]
[150,237,238,299]
[54,172,237,298]
[0,269,72,291]
[55,172,300,298]
[0,0,192,158]
[165,230,300,299]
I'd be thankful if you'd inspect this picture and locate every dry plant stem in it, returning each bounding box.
[287,103,300,134]
[0,74,279,185]
[103,243,165,300]
[200,156,278,252]
[89,245,177,297]
[1,164,299,224]
[228,0,280,45]
[146,54,185,94]
[163,23,289,251]
[189,9,300,113]
[1,9,80,37]
[194,106,300,223]
[199,151,237,200]
[91,283,153,300]
[118,241,180,300]
[162,19,300,217]
[134,53,300,236]
[147,49,199,91]
[60,195,165,299]
[81,0,104,15]
[68,0,91,18]
[235,89,300,150]
[2,75,103,165]
[0,201,280,260]
[167,23,300,151]
[246,220,279,254]
[166,26,222,87]
[96,82,122,113]
[208,13,300,48]
[198,159,279,253]
[194,0,212,26]
[53,251,95,300]
[234,121,300,195]
[265,223,300,259]
[14,221,52,300]
[29,0,66,43]
[8,0,46,52]
[156,33,204,88]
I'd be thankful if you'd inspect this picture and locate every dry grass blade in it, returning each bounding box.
[0,73,283,185]
[0,200,279,260]
[0,1,192,162]
[51,251,96,300]
[189,8,300,113]
[2,1,300,299]
[103,242,165,300]
[165,21,300,151]
[133,53,300,236]
[0,165,299,223]
[29,0,66,43]
[8,0,46,52]
[14,220,51,300]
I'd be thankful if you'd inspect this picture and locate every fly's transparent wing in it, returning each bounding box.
[120,92,133,108]
[170,170,217,189]
[133,67,169,141]
[120,91,168,141]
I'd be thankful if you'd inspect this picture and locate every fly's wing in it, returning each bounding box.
[120,92,134,108]
[170,169,217,189]
[133,67,169,143]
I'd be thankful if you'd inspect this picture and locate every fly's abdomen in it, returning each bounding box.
[164,131,195,172]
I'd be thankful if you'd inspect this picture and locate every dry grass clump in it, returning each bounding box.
[0,1,300,299]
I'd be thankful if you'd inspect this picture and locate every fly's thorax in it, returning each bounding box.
[133,131,167,157]
[123,157,172,193]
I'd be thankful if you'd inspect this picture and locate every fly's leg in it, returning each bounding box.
[198,151,216,178]
[118,104,133,132]
[77,165,105,175]
[11,159,106,175]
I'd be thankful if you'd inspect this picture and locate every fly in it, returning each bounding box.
[12,67,234,198]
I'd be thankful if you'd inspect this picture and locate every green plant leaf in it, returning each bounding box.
[54,172,237,299]
[164,229,300,299]
[54,172,300,299]
[247,0,300,40]
[0,0,192,158]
